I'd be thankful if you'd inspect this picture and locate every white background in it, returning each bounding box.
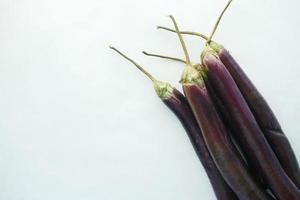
[0,0,300,199]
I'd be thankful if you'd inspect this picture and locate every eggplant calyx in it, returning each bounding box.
[153,80,174,99]
[180,64,204,87]
[209,41,224,54]
[201,45,219,64]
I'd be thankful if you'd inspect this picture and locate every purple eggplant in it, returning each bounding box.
[157,0,300,190]
[202,47,300,199]
[109,46,238,200]
[163,87,239,200]
[183,79,269,200]
[168,15,271,200]
[212,42,300,189]
[141,50,269,190]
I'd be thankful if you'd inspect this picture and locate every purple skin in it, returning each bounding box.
[204,78,267,188]
[163,88,238,200]
[203,51,300,200]
[217,47,300,188]
[183,82,270,200]
[155,25,300,187]
[109,46,237,199]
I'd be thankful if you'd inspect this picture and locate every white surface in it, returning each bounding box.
[0,0,300,199]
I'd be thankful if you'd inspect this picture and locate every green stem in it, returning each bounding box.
[110,46,175,99]
[142,51,186,64]
[207,0,233,43]
[157,26,208,40]
[169,15,191,65]
[109,46,157,82]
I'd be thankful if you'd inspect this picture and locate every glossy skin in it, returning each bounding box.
[163,88,238,200]
[219,48,300,188]
[204,79,267,188]
[183,84,270,200]
[203,53,300,200]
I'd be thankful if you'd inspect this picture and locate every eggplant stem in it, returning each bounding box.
[168,15,191,65]
[109,46,157,82]
[207,0,233,43]
[158,0,232,44]
[157,26,208,40]
[142,51,186,64]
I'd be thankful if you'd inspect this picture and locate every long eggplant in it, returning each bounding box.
[110,46,239,200]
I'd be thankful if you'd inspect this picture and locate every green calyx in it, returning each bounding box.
[153,80,174,99]
[180,64,204,86]
[201,44,219,64]
[109,46,175,100]
[192,63,208,80]
[209,41,223,54]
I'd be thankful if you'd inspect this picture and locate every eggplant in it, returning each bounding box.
[110,46,238,200]
[202,48,300,199]
[168,15,271,200]
[157,0,300,189]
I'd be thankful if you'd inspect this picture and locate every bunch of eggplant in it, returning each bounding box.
[110,1,300,199]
